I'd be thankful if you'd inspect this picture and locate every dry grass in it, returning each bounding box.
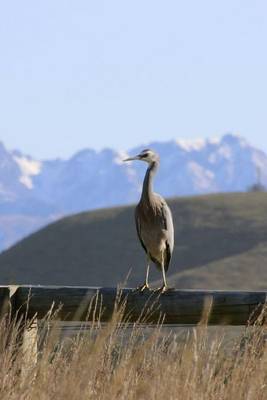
[1,305,267,400]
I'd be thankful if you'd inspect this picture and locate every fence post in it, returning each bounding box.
[0,286,10,317]
[8,286,38,370]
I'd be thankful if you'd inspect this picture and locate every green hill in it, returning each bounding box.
[1,192,267,289]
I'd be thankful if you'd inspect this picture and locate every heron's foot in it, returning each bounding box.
[154,285,168,294]
[134,283,150,292]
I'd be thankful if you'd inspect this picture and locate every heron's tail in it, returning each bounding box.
[151,252,171,272]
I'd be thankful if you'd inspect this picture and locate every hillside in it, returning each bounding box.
[1,133,267,251]
[1,192,267,289]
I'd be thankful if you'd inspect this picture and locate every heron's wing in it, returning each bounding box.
[159,199,174,271]
[134,208,147,254]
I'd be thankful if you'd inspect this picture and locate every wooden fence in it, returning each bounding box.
[1,285,266,325]
[1,285,266,365]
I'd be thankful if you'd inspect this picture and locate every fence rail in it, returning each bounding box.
[1,285,267,325]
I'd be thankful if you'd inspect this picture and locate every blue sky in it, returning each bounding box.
[0,0,267,159]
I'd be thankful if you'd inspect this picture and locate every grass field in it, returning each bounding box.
[1,303,267,400]
[1,192,267,290]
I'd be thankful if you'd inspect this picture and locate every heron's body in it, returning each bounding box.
[135,194,173,270]
[124,149,174,291]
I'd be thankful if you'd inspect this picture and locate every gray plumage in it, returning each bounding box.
[124,149,174,291]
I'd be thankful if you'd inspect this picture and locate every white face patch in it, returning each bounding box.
[138,149,159,163]
[140,150,153,159]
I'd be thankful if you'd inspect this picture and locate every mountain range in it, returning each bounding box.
[0,133,266,251]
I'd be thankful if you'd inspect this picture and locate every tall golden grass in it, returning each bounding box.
[0,302,267,400]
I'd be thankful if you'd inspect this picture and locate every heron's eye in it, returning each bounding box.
[141,152,149,158]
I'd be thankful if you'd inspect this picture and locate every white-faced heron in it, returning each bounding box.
[124,149,174,292]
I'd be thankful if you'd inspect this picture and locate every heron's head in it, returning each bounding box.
[123,149,159,164]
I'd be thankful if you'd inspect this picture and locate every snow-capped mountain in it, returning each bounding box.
[0,133,266,251]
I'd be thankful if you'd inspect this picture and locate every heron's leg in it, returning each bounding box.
[158,271,168,293]
[155,252,168,293]
[136,255,150,291]
[161,263,167,290]
[145,259,150,286]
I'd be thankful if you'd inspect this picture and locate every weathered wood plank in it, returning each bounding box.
[10,286,267,325]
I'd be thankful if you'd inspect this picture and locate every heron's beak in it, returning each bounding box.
[123,155,140,162]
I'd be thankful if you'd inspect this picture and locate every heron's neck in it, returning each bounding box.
[141,161,159,203]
